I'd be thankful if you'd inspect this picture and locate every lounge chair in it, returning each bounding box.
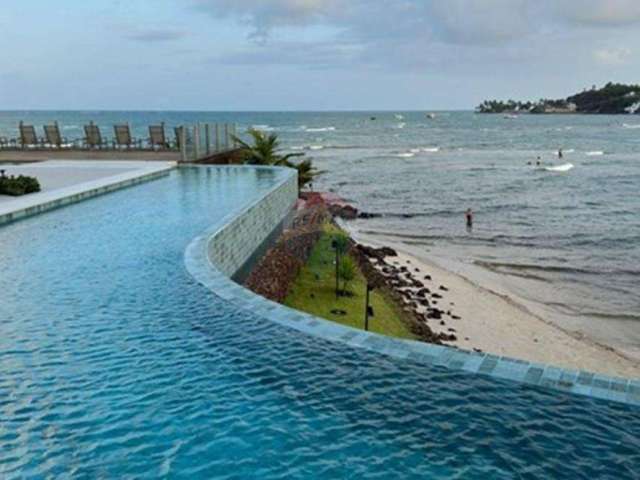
[148,123,170,150]
[83,122,109,149]
[113,124,141,149]
[19,121,43,149]
[44,121,73,148]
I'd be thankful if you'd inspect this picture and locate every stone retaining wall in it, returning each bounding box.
[207,169,298,280]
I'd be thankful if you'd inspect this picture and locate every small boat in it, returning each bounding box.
[426,113,436,119]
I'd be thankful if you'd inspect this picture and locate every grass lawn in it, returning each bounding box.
[284,223,416,340]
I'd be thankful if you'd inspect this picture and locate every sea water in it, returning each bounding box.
[2,110,639,356]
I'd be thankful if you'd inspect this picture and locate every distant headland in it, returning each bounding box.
[477,82,640,114]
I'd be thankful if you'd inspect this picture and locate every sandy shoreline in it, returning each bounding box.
[344,225,640,379]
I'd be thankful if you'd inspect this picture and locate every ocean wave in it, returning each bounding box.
[308,145,324,150]
[586,151,604,156]
[622,123,640,129]
[251,124,275,131]
[422,147,440,153]
[396,152,414,158]
[475,260,640,277]
[396,123,406,129]
[305,127,336,132]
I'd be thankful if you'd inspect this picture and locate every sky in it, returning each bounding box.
[1,0,639,111]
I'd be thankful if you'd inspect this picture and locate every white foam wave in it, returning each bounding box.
[544,163,574,172]
[396,123,406,129]
[586,151,604,156]
[308,145,324,151]
[422,147,440,153]
[396,152,415,158]
[251,124,274,131]
[623,123,640,129]
[305,127,336,132]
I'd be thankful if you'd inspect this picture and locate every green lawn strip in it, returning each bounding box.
[284,223,416,340]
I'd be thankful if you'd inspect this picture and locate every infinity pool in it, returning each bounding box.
[1,167,638,478]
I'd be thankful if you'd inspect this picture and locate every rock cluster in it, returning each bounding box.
[353,244,462,344]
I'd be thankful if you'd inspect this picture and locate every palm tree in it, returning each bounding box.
[289,158,324,191]
[234,129,323,191]
[233,129,303,166]
[338,256,357,295]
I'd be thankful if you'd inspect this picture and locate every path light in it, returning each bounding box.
[331,239,339,299]
[365,284,375,331]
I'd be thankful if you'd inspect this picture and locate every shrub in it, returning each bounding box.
[0,173,41,196]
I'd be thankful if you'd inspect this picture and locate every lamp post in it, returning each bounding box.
[364,284,374,331]
[331,239,339,299]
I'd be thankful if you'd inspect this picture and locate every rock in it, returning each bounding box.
[432,293,443,299]
[452,315,461,320]
[331,204,358,220]
[414,268,420,272]
[448,328,456,332]
[424,275,432,281]
[439,285,449,291]
[310,293,315,299]
[440,321,445,326]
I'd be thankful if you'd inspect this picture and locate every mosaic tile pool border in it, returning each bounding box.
[182,165,635,407]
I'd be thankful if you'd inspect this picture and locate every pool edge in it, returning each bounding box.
[0,161,176,226]
[182,166,637,407]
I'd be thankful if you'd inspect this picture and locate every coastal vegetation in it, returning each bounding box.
[284,223,415,339]
[0,171,40,196]
[477,82,640,114]
[234,129,323,190]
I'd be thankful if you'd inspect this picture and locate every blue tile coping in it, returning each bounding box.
[184,165,640,408]
[0,161,176,226]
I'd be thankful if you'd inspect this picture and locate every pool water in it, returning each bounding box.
[0,167,638,479]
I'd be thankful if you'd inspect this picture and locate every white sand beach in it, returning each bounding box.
[348,228,640,379]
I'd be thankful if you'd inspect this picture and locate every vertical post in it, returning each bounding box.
[364,285,371,331]
[180,127,187,163]
[215,124,220,152]
[231,124,238,147]
[205,124,211,156]
[194,124,200,160]
[335,249,340,299]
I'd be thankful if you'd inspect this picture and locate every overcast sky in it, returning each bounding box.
[1,0,639,110]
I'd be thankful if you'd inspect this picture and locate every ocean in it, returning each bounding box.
[2,111,639,358]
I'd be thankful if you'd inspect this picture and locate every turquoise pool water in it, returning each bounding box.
[1,166,639,479]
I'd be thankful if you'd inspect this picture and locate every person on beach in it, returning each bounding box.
[465,208,473,230]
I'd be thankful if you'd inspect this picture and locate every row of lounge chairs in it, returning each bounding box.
[0,122,184,151]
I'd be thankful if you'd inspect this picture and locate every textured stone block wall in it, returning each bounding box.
[208,172,298,278]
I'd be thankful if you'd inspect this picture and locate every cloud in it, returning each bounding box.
[125,28,189,42]
[593,47,632,66]
[192,0,640,78]
[193,0,339,39]
[557,0,640,26]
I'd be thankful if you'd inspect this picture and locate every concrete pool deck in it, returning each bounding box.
[0,160,175,225]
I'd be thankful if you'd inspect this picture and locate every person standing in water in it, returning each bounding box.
[558,148,563,159]
[465,208,473,230]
